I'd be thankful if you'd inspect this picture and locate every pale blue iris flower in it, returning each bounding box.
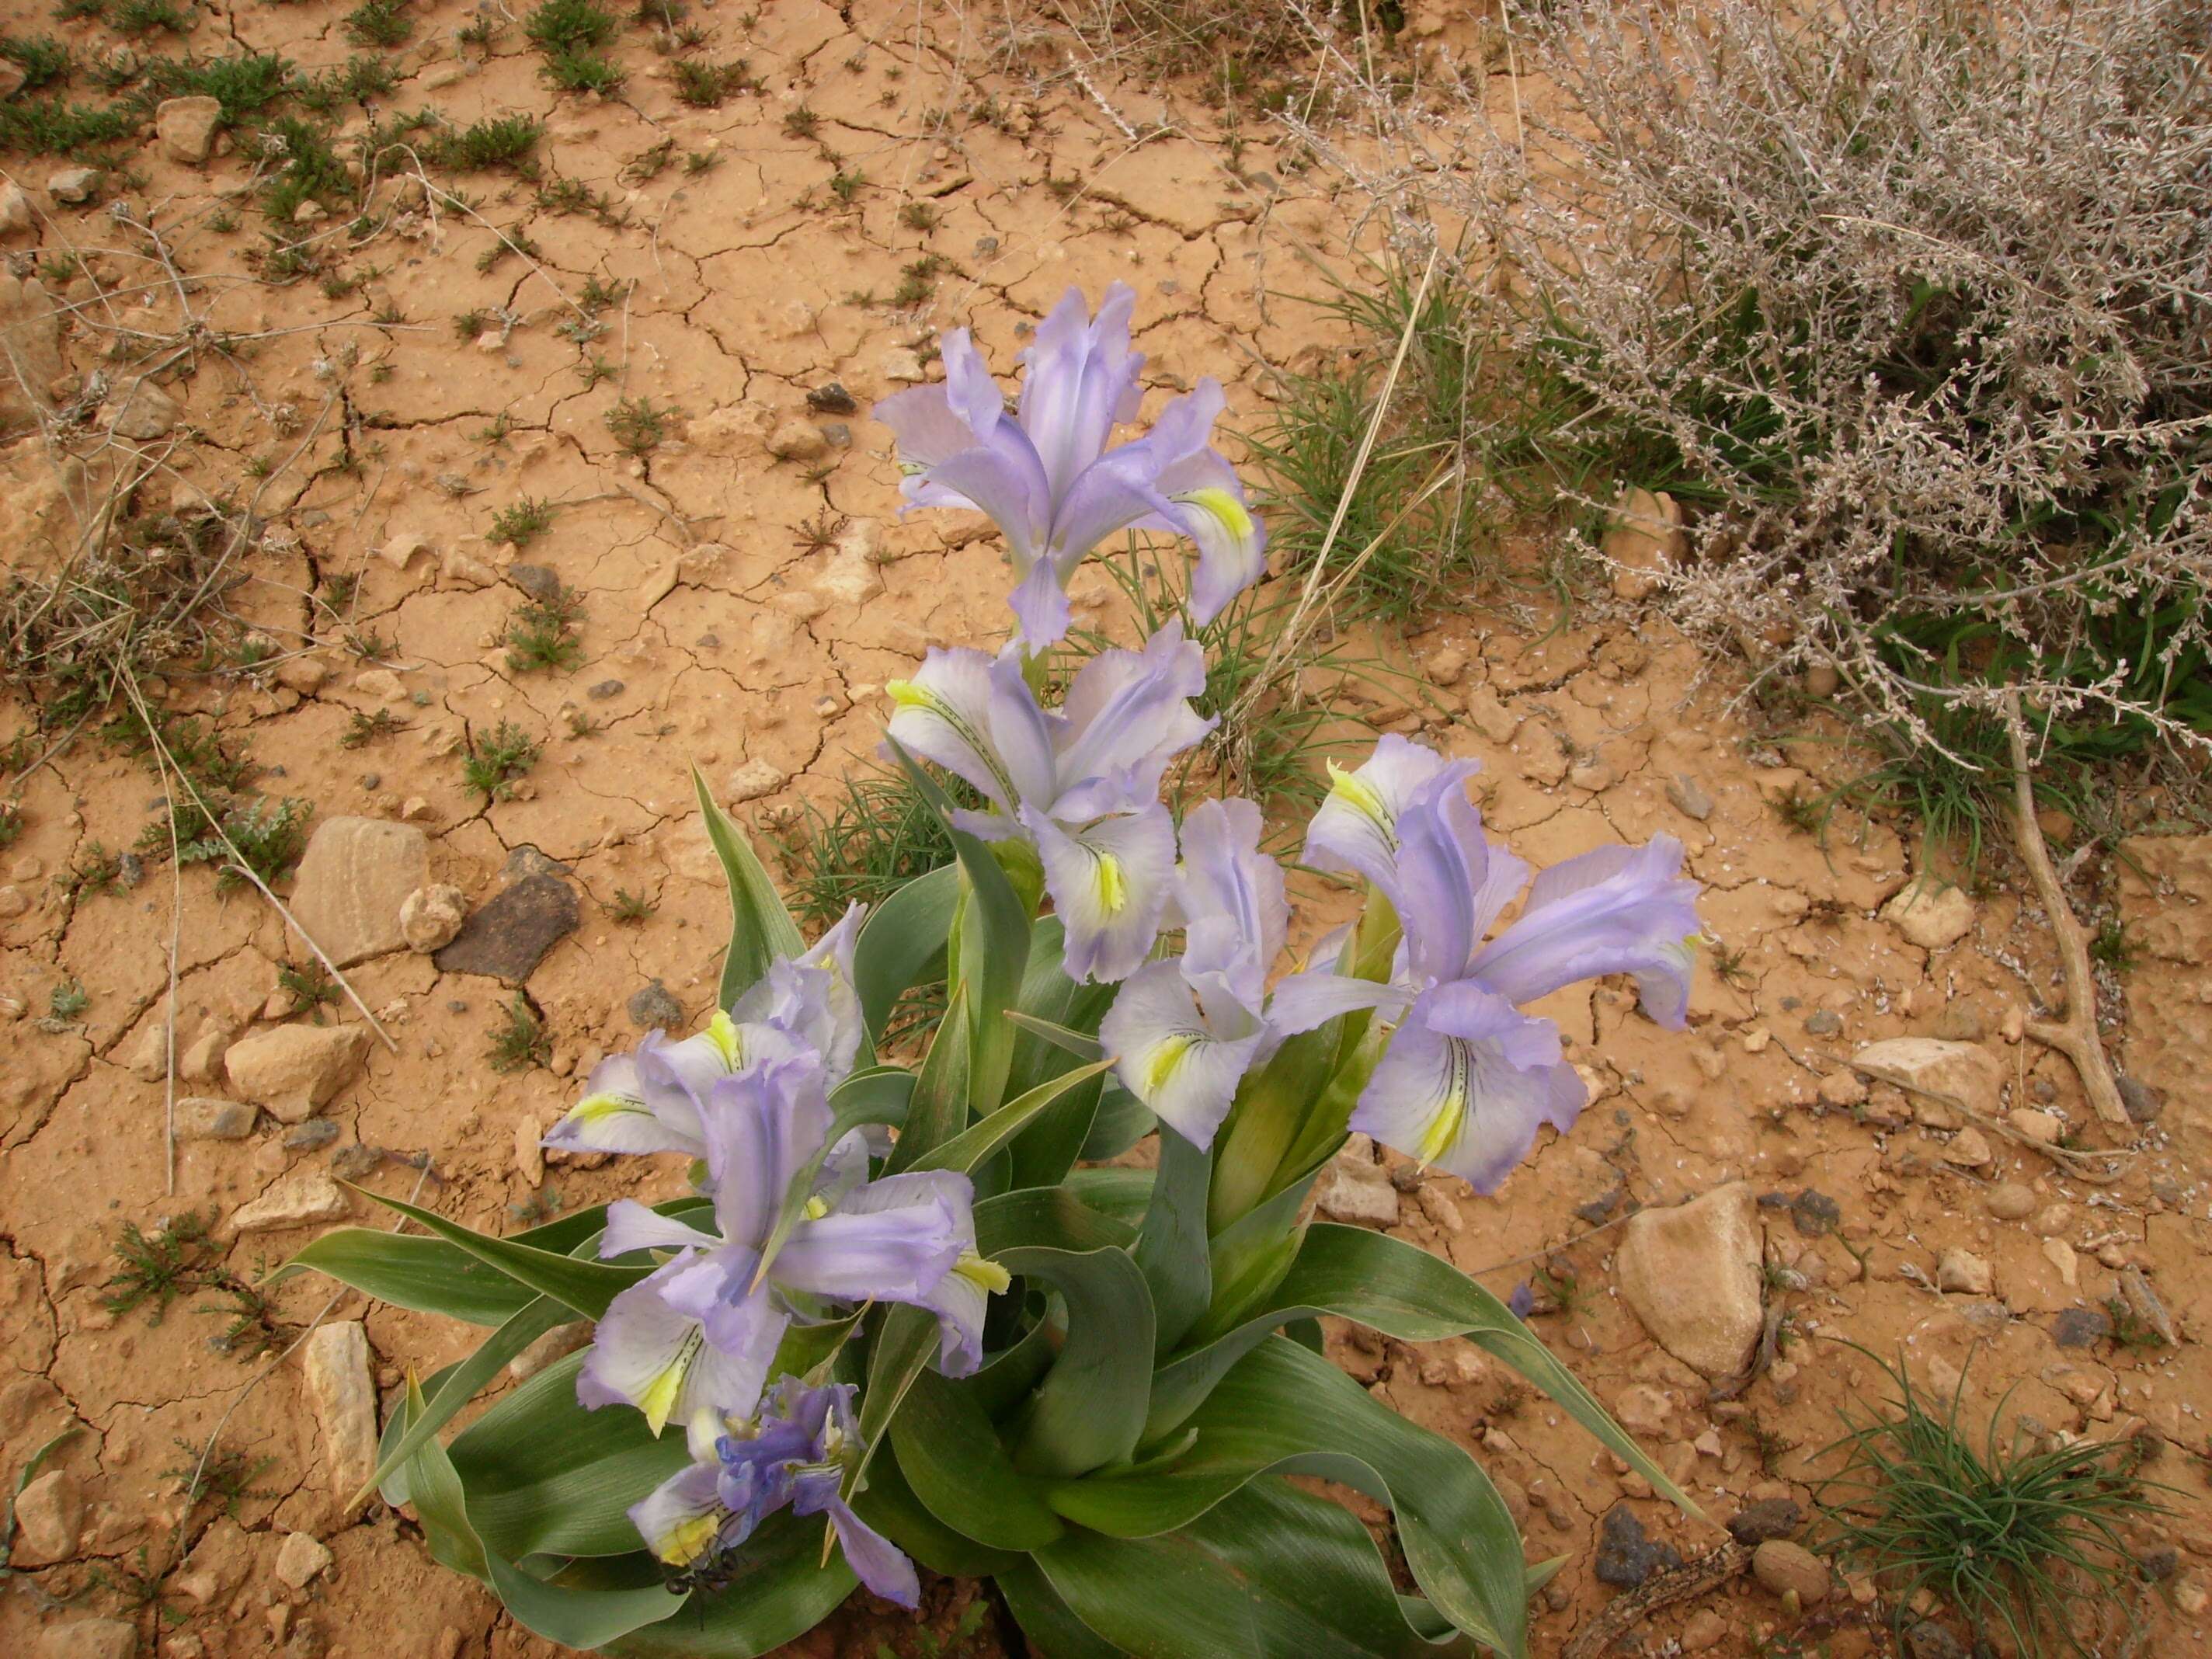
[577,1056,1004,1434]
[630,1377,919,1609]
[873,283,1266,652]
[1100,798,1399,1149]
[541,903,867,1162]
[1304,737,1702,1192]
[885,621,1215,983]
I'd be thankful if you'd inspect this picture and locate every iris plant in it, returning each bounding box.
[631,1376,919,1609]
[874,283,1266,651]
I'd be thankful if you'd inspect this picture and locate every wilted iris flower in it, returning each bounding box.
[578,1056,1003,1432]
[1305,736,1701,1192]
[630,1377,918,1609]
[886,620,1214,983]
[541,905,866,1161]
[1101,798,1398,1149]
[873,283,1265,651]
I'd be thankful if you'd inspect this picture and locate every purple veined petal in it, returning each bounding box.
[913,1251,1001,1376]
[1507,1282,1536,1320]
[920,426,1053,564]
[1048,621,1215,822]
[1100,958,1264,1150]
[1171,798,1287,1018]
[886,647,1024,815]
[1007,557,1075,655]
[940,328,1006,442]
[984,649,1060,809]
[1023,802,1179,984]
[634,1015,750,1113]
[870,383,972,473]
[700,1062,834,1250]
[772,1170,970,1304]
[1302,734,1483,898]
[1038,443,1177,577]
[1139,379,1228,466]
[598,1198,716,1261]
[542,1052,701,1157]
[1350,983,1584,1194]
[1016,283,1144,503]
[1148,447,1268,627]
[1261,969,1410,1042]
[628,1459,729,1566]
[1466,836,1702,1025]
[820,1494,921,1609]
[794,903,870,1082]
[579,1258,788,1433]
[1391,775,1530,986]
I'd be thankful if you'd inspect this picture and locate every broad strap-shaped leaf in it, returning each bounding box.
[906,1058,1112,1177]
[1052,1337,1529,1654]
[350,1187,650,1321]
[1149,1223,1701,1517]
[974,1184,1136,1257]
[1003,1246,1156,1480]
[891,1369,1065,1550]
[996,1559,1126,1659]
[850,1302,941,1500]
[854,861,958,1045]
[848,1444,1019,1579]
[1132,1125,1212,1358]
[693,764,807,1010]
[883,981,970,1176]
[1003,917,1116,1188]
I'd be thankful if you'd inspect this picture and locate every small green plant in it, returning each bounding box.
[454,308,491,340]
[462,719,541,800]
[2101,1294,2169,1352]
[431,114,543,171]
[489,496,556,548]
[162,1441,277,1517]
[899,199,937,231]
[100,1210,220,1323]
[672,58,747,106]
[525,0,617,51]
[541,47,623,94]
[683,148,717,176]
[47,978,89,1022]
[578,274,627,314]
[1814,1349,2165,1657]
[278,961,341,1016]
[58,841,123,902]
[610,886,655,924]
[781,103,818,138]
[112,0,193,35]
[603,395,676,455]
[893,252,949,305]
[829,166,864,203]
[770,767,962,930]
[0,95,134,155]
[1,35,74,92]
[2089,920,2132,973]
[504,584,586,673]
[259,117,353,228]
[342,0,412,47]
[0,802,23,848]
[142,50,291,121]
[487,992,551,1072]
[292,52,397,115]
[169,795,312,892]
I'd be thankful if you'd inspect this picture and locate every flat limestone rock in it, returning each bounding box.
[289,817,430,967]
[1616,1181,1764,1379]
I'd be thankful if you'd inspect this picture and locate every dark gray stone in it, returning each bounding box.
[329,1144,380,1181]
[1904,1622,1967,1659]
[805,382,857,416]
[433,873,579,983]
[507,565,562,604]
[586,679,625,701]
[1664,773,1713,822]
[501,845,571,882]
[284,1118,340,1152]
[2118,1076,2165,1123]
[819,422,851,448]
[2051,1306,2113,1349]
[2139,1545,2179,1581]
[627,979,684,1031]
[1726,1497,1803,1546]
[1803,1009,1842,1036]
[1593,1504,1680,1589]
[1789,1190,1842,1237]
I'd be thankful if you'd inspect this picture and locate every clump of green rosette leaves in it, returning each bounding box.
[282,287,1706,1657]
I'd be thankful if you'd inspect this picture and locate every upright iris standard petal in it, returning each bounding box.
[1024,802,1178,984]
[1466,836,1702,1026]
[1018,283,1145,499]
[1170,796,1288,1017]
[1048,621,1216,823]
[1389,775,1529,986]
[1303,734,1483,901]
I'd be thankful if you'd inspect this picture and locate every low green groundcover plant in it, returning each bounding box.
[283,289,1705,1656]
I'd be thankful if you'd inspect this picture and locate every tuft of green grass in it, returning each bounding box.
[1,35,74,91]
[278,960,340,1017]
[0,802,23,848]
[781,103,819,138]
[47,978,89,1022]
[141,51,291,122]
[603,395,676,455]
[1813,1349,2165,1657]
[339,708,401,749]
[541,47,623,94]
[525,0,617,52]
[504,583,586,673]
[291,52,396,115]
[429,114,542,171]
[487,992,551,1072]
[489,496,555,548]
[112,0,193,35]
[342,0,412,47]
[672,57,750,106]
[770,767,962,931]
[163,795,312,892]
[0,96,134,156]
[162,1441,277,1517]
[258,116,353,228]
[462,719,541,801]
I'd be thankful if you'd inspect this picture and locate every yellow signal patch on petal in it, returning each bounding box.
[1412,1038,1474,1169]
[566,1089,645,1128]
[638,1327,705,1438]
[653,1510,722,1568]
[1136,1033,1196,1101]
[1092,851,1128,916]
[953,1250,1011,1296]
[1174,485,1255,543]
[701,1010,745,1069]
[1324,760,1396,842]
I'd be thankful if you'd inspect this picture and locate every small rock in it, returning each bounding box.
[290,817,430,966]
[110,380,180,441]
[433,872,579,983]
[1936,1247,1993,1295]
[275,657,329,695]
[2138,1546,2180,1582]
[47,167,100,205]
[1788,1190,1842,1237]
[1602,486,1684,600]
[2008,1107,2063,1146]
[1942,1126,1993,1167]
[1803,1009,1842,1037]
[227,1173,352,1236]
[1727,1497,1803,1546]
[1665,773,1713,822]
[1985,1181,2036,1221]
[224,1024,372,1123]
[513,1111,544,1186]
[1422,645,1466,687]
[507,1319,592,1382]
[2051,1307,2113,1349]
[1460,683,1521,746]
[0,885,28,919]
[1881,882,1974,950]
[879,346,927,383]
[176,1097,258,1141]
[0,180,31,235]
[1852,1037,2003,1122]
[765,419,827,461]
[725,760,785,803]
[1593,1504,1681,1588]
[378,531,433,570]
[273,1530,333,1589]
[11,1466,85,1565]
[2116,1076,2164,1123]
[1751,1539,1830,1604]
[1815,1070,1867,1108]
[507,564,562,604]
[586,678,625,701]
[39,1621,137,1659]
[329,1145,380,1182]
[1803,663,1841,697]
[1616,1182,1765,1379]
[399,883,467,954]
[301,1322,379,1519]
[1678,1609,1730,1654]
[1317,1137,1399,1226]
[284,1118,340,1152]
[155,96,224,165]
[1904,1622,1967,1659]
[1934,1001,1986,1042]
[806,382,858,416]
[1567,756,1612,792]
[626,979,684,1031]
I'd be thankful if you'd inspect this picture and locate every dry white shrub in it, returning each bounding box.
[1292,0,2212,775]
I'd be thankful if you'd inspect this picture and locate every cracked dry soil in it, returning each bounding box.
[3,3,2211,1657]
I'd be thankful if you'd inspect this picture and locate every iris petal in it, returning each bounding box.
[1024,802,1178,984]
